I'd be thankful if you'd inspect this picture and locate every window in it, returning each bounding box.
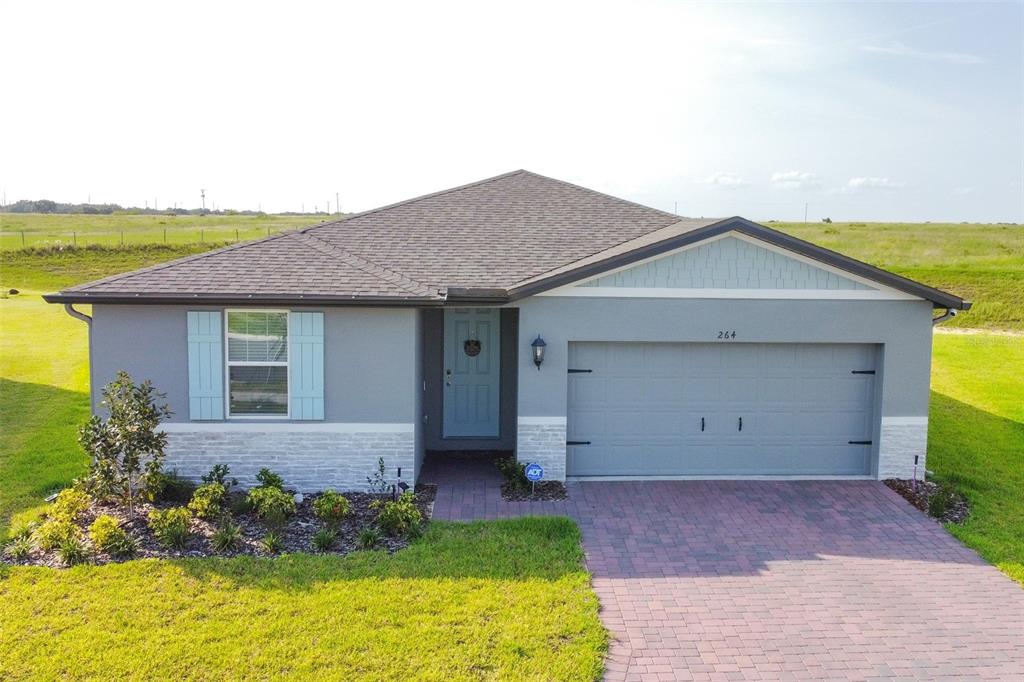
[226,310,288,417]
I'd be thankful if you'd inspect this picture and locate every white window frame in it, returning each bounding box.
[224,308,291,420]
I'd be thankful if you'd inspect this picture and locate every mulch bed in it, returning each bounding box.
[884,478,970,525]
[500,481,568,502]
[4,484,436,569]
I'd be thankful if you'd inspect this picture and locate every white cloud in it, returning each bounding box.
[953,186,975,195]
[846,177,906,191]
[860,41,984,65]
[704,171,749,188]
[770,170,821,190]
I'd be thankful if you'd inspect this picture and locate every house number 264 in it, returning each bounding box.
[717,331,737,340]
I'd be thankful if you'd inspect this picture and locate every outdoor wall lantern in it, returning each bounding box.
[531,335,547,369]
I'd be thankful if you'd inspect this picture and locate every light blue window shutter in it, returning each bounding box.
[187,311,224,420]
[289,312,324,420]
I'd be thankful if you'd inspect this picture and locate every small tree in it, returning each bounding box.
[78,371,171,518]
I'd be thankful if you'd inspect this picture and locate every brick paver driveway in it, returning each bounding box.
[423,455,1024,680]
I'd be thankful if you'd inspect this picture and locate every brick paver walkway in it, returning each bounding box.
[422,454,1024,681]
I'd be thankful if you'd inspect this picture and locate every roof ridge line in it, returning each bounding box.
[515,170,683,221]
[63,231,299,293]
[301,169,531,233]
[291,232,436,297]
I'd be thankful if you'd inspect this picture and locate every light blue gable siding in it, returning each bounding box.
[289,312,325,420]
[579,236,874,290]
[187,311,224,420]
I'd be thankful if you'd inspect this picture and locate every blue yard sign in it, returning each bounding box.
[525,463,544,482]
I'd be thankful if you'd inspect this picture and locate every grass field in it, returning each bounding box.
[0,517,606,680]
[774,222,1023,331]
[0,212,324,250]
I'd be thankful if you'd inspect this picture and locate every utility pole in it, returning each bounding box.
[336,191,340,214]
[674,201,678,215]
[804,202,808,223]
[201,189,206,211]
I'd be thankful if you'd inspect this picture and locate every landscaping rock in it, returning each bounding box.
[885,478,970,525]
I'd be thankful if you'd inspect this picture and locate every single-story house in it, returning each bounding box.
[45,170,970,491]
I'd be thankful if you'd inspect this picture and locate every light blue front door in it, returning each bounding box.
[443,308,501,438]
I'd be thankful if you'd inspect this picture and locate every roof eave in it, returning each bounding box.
[507,217,971,310]
[42,292,445,307]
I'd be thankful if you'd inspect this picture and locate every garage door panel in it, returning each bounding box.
[681,377,720,402]
[567,342,877,477]
[570,376,607,405]
[759,376,798,403]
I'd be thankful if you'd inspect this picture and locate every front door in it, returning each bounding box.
[443,308,501,438]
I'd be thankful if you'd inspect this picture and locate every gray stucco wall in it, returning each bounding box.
[421,308,518,451]
[514,296,935,480]
[89,304,421,491]
[90,305,419,424]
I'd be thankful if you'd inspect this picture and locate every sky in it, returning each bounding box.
[0,1,1021,222]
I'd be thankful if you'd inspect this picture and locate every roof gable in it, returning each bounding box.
[574,234,876,291]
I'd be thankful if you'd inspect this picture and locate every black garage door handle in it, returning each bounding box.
[566,440,591,446]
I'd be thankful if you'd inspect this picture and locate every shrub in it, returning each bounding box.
[928,487,955,519]
[3,536,33,560]
[188,483,227,520]
[229,494,253,516]
[58,536,89,566]
[357,526,380,550]
[145,471,196,503]
[311,528,336,552]
[51,488,91,521]
[495,458,529,491]
[255,468,285,490]
[107,533,139,559]
[313,490,350,528]
[9,522,38,542]
[260,532,283,554]
[211,521,243,554]
[371,492,422,537]
[201,464,237,489]
[366,457,389,494]
[148,507,192,548]
[89,515,128,553]
[78,372,172,518]
[34,518,82,552]
[247,486,295,529]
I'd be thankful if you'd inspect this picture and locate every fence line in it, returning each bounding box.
[0,226,298,251]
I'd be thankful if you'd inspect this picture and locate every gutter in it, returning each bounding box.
[63,303,92,327]
[43,292,447,307]
[932,308,958,326]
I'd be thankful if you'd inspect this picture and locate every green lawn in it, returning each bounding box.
[929,332,1024,584]
[0,212,324,250]
[0,517,606,680]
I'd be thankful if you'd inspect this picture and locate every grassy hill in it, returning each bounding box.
[0,212,327,250]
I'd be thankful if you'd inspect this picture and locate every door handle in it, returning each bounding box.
[738,417,743,432]
[701,417,705,432]
[445,368,452,386]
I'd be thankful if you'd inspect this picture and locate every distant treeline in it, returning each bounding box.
[0,199,329,217]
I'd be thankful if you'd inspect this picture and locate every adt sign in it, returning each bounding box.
[524,463,544,482]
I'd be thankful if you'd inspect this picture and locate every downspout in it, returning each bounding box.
[63,304,95,413]
[932,308,957,326]
[64,303,92,327]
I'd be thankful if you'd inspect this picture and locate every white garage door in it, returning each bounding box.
[567,342,877,477]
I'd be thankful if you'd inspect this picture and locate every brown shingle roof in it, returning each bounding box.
[45,170,969,309]
[53,170,710,302]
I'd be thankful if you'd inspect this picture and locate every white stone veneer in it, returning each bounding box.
[877,417,928,480]
[159,423,415,492]
[516,417,567,481]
